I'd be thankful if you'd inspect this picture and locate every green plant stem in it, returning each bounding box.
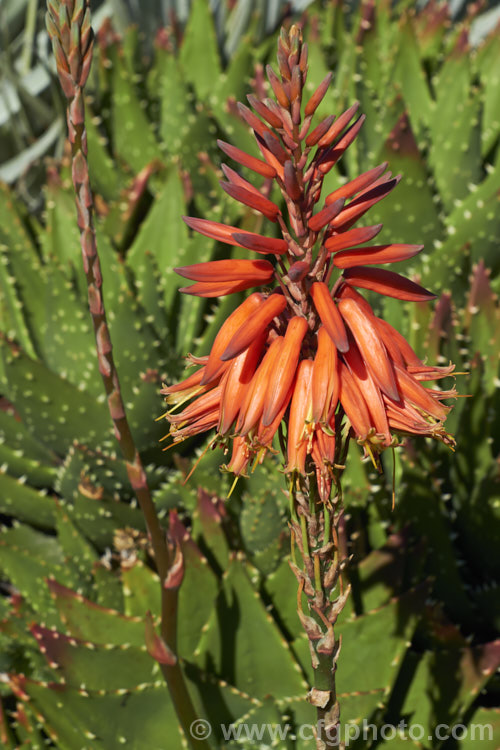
[290,471,350,750]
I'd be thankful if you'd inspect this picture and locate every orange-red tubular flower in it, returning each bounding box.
[371,317,423,367]
[221,294,286,361]
[311,326,339,424]
[236,337,283,435]
[176,259,275,297]
[337,297,399,401]
[262,316,308,426]
[285,359,314,474]
[312,428,337,503]
[325,224,383,252]
[223,436,253,476]
[310,282,349,353]
[338,361,373,442]
[218,332,268,435]
[160,24,456,497]
[325,163,388,204]
[343,341,391,446]
[343,267,436,302]
[332,244,423,269]
[256,379,296,449]
[175,259,275,283]
[201,293,263,384]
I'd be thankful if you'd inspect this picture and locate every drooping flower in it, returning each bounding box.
[160,24,456,501]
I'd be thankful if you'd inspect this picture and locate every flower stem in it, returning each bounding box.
[289,470,350,749]
[45,3,210,746]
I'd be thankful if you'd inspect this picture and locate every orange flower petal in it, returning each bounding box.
[305,114,336,147]
[325,163,388,204]
[261,130,288,165]
[308,198,345,232]
[254,133,285,179]
[262,316,308,426]
[175,259,274,283]
[284,160,302,201]
[221,163,263,195]
[317,102,360,148]
[407,363,456,381]
[310,282,349,353]
[221,293,287,361]
[217,139,277,178]
[338,297,399,401]
[231,231,288,255]
[330,176,400,231]
[183,216,247,248]
[343,267,436,302]
[168,385,222,425]
[335,283,375,317]
[304,72,333,117]
[284,359,314,474]
[324,224,383,253]
[393,364,449,420]
[247,94,283,128]
[179,280,256,297]
[316,428,336,465]
[170,409,220,441]
[220,181,280,222]
[371,317,422,367]
[161,366,205,396]
[317,115,366,175]
[218,332,267,435]
[256,379,295,447]
[266,64,290,108]
[236,336,284,434]
[338,361,372,439]
[333,244,423,269]
[224,435,252,476]
[311,326,339,423]
[237,102,275,140]
[343,342,391,444]
[288,260,309,282]
[202,293,263,384]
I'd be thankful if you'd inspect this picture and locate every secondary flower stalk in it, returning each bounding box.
[46,2,210,748]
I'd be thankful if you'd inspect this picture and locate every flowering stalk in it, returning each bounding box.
[162,22,456,746]
[45,3,209,747]
[289,458,350,749]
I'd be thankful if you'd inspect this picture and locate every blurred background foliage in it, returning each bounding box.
[0,0,499,747]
